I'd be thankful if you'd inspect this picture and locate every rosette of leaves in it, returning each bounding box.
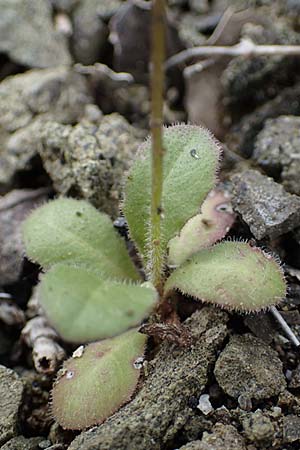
[23,124,286,430]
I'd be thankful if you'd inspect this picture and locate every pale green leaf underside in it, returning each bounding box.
[123,124,220,260]
[40,264,157,342]
[165,242,286,312]
[168,189,235,266]
[52,330,146,430]
[23,198,140,281]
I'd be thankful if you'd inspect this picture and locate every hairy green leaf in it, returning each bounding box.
[23,198,139,281]
[168,189,235,266]
[40,264,157,342]
[52,329,146,430]
[123,124,220,261]
[165,242,286,312]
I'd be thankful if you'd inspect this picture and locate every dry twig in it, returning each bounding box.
[74,63,134,87]
[165,38,300,70]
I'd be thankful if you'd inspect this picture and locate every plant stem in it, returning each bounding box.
[150,0,166,294]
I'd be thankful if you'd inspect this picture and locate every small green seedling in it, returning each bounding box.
[23,124,286,430]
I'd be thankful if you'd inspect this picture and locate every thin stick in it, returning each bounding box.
[270,306,300,347]
[165,38,300,70]
[0,293,12,300]
[150,0,166,293]
[0,187,51,212]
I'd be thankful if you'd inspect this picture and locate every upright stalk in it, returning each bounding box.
[150,0,166,294]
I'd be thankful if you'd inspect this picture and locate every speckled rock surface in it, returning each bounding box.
[0,67,91,188]
[253,116,300,195]
[231,169,300,239]
[242,409,275,444]
[37,113,141,217]
[68,308,228,450]
[178,424,246,450]
[226,82,300,158]
[0,366,24,446]
[214,334,286,400]
[0,436,43,450]
[282,414,300,443]
[0,0,71,68]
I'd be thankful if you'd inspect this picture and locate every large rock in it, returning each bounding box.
[231,169,300,239]
[37,113,141,217]
[0,366,24,446]
[0,0,71,68]
[214,334,286,401]
[0,67,91,189]
[253,116,300,195]
[68,308,228,450]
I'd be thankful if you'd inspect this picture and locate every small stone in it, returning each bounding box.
[214,334,286,400]
[278,389,299,409]
[237,394,252,411]
[72,346,84,358]
[253,116,300,195]
[0,366,24,446]
[83,104,103,124]
[283,415,300,443]
[37,440,52,449]
[242,410,275,443]
[231,169,300,239]
[109,1,183,82]
[197,394,213,415]
[133,357,144,370]
[269,406,282,418]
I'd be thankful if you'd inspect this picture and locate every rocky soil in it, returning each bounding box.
[1,0,300,449]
